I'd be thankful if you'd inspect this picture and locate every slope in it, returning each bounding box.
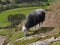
[43,1,60,27]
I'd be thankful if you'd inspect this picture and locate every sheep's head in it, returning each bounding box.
[22,26,29,36]
[22,26,27,32]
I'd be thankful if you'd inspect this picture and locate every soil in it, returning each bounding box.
[0,35,6,45]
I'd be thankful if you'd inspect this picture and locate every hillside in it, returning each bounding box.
[11,1,60,45]
[43,1,60,27]
[0,0,60,45]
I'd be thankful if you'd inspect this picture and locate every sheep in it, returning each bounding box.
[22,9,45,36]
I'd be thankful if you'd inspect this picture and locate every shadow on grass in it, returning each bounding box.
[28,27,55,36]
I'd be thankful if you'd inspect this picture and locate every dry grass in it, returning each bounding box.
[43,1,60,27]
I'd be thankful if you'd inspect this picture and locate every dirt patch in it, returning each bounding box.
[0,35,6,45]
[43,1,60,27]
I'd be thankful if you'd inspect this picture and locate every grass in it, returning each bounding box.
[7,30,24,42]
[10,27,60,45]
[0,29,8,35]
[12,36,41,45]
[48,0,58,4]
[48,42,60,45]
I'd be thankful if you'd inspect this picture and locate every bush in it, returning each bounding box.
[0,1,49,12]
[8,14,26,24]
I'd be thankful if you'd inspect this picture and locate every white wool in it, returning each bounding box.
[35,9,44,12]
[22,26,26,31]
[34,9,45,14]
[22,26,29,35]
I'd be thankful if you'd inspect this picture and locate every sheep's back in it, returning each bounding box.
[25,9,45,28]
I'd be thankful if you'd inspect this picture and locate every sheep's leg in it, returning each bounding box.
[38,23,40,29]
[40,22,43,28]
[24,30,29,36]
[39,23,40,28]
[34,25,36,30]
[39,22,43,28]
[22,26,29,36]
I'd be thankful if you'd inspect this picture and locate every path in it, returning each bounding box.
[0,35,6,45]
